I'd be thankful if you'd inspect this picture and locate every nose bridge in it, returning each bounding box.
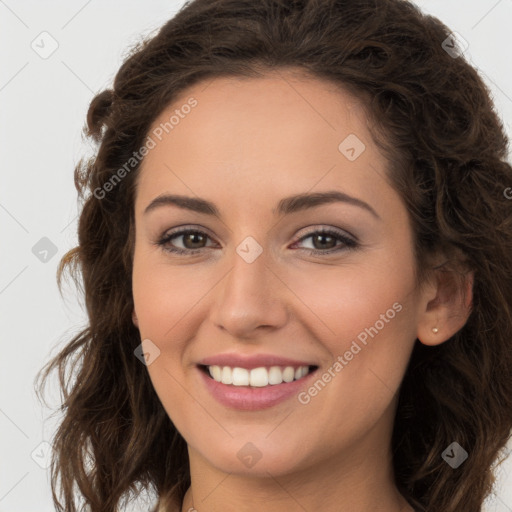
[224,234,272,306]
[210,232,288,336]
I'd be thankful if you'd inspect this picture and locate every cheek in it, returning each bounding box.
[277,252,417,346]
[131,258,205,421]
[276,254,419,407]
[132,253,216,339]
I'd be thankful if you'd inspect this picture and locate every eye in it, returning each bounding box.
[156,228,216,255]
[155,226,358,256]
[292,227,358,255]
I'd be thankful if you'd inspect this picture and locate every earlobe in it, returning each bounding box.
[417,266,474,346]
[132,309,139,328]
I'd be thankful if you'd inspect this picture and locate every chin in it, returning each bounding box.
[189,433,314,477]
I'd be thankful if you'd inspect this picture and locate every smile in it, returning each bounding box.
[202,364,317,387]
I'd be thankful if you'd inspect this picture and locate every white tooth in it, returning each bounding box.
[221,366,233,385]
[250,367,269,387]
[282,366,295,383]
[211,365,222,381]
[268,366,284,385]
[208,365,312,386]
[232,367,250,386]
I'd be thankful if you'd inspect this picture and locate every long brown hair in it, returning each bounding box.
[35,1,512,511]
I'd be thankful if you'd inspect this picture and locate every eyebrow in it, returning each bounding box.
[143,190,380,220]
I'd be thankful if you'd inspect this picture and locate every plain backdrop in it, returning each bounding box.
[1,1,512,511]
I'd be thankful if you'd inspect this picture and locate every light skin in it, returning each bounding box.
[131,70,473,512]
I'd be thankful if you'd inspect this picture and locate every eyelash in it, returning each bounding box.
[155,226,358,256]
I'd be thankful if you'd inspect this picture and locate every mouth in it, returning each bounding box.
[198,364,319,387]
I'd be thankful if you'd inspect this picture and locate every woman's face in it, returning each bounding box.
[131,71,430,477]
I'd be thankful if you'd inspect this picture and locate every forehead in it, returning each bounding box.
[135,71,392,216]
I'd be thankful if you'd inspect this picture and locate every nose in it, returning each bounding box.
[209,243,289,340]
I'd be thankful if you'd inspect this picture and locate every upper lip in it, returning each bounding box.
[198,353,318,370]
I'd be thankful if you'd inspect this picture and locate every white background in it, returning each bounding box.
[1,1,511,511]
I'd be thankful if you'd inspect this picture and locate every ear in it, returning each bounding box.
[132,309,139,328]
[416,259,474,346]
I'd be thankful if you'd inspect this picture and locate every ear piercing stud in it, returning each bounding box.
[432,327,439,334]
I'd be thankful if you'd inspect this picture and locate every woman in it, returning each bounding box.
[36,0,512,511]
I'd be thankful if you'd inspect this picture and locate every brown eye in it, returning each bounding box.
[157,228,215,255]
[181,231,207,249]
[293,228,358,255]
[311,233,338,250]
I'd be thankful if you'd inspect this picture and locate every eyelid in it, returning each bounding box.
[293,224,358,243]
[156,223,359,256]
[157,225,218,252]
[159,224,217,242]
[159,224,357,243]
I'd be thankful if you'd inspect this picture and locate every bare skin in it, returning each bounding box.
[131,69,473,512]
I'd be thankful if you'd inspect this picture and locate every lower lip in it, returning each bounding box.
[198,366,317,411]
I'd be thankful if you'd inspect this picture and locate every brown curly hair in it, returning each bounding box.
[35,0,512,511]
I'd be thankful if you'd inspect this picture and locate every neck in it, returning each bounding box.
[181,478,413,512]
